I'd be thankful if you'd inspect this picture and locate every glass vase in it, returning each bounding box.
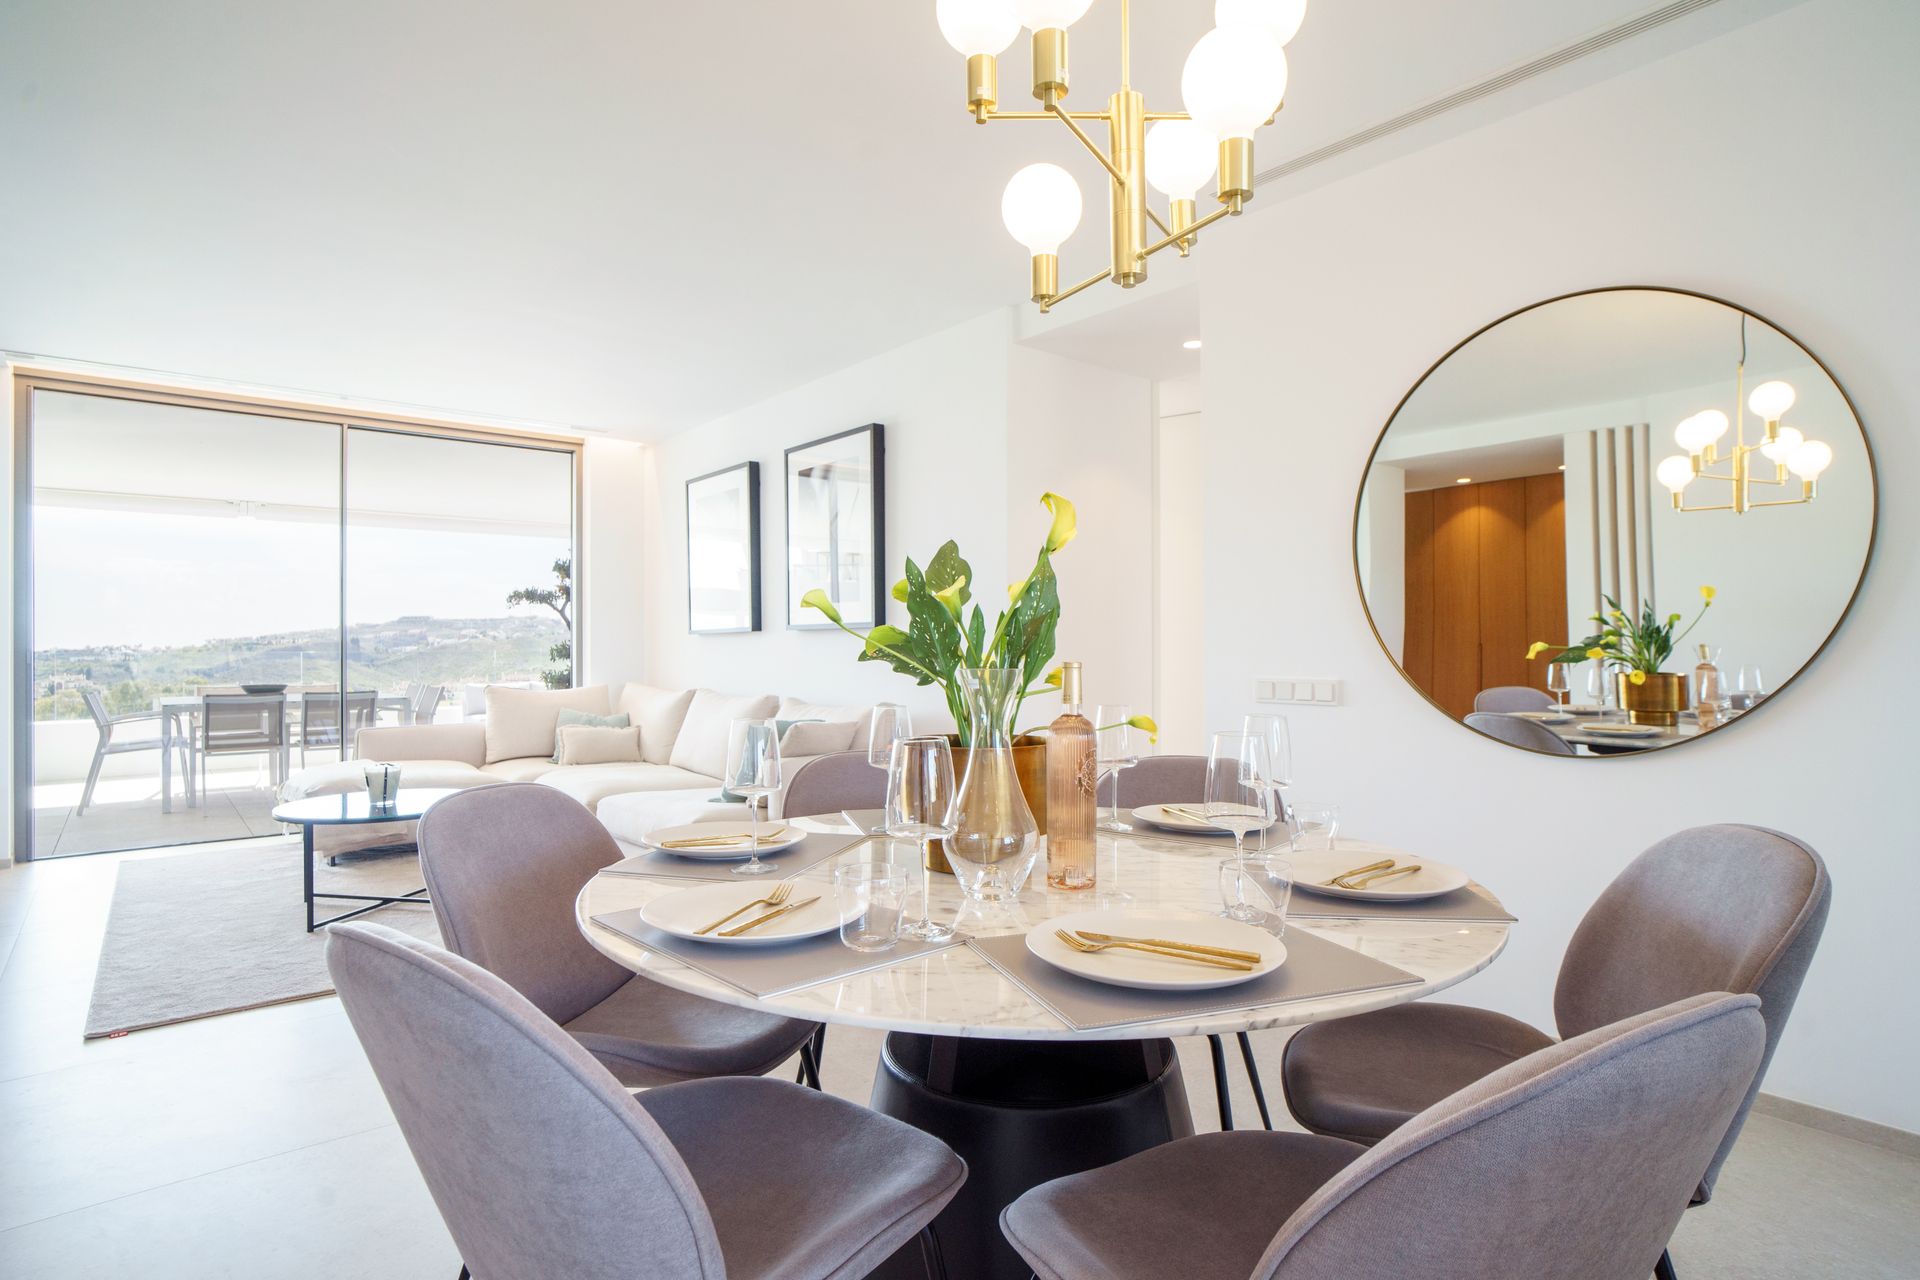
[944,667,1040,902]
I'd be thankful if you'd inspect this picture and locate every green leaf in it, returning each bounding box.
[999,551,1060,692]
[902,556,966,685]
[924,541,973,610]
[966,604,987,668]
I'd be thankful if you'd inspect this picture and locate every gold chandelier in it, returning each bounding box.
[1655,314,1835,515]
[934,0,1306,312]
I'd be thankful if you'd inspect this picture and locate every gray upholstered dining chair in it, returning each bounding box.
[1281,824,1829,1280]
[1473,685,1555,713]
[199,691,289,787]
[781,750,888,819]
[1002,992,1764,1280]
[328,922,966,1280]
[1464,710,1577,755]
[416,782,826,1090]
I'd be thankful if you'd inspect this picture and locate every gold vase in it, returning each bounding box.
[1617,671,1688,727]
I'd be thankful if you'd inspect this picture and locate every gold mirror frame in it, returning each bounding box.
[1352,285,1880,759]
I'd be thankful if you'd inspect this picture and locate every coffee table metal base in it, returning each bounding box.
[298,823,430,932]
[868,1032,1194,1280]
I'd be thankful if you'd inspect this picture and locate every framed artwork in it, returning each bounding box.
[686,461,761,634]
[785,423,885,629]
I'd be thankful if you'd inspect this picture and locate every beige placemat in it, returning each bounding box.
[1287,883,1515,923]
[599,829,869,883]
[967,927,1421,1033]
[588,905,963,998]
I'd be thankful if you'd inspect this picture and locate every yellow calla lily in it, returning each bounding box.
[1526,641,1553,661]
[932,576,967,619]
[1700,585,1716,602]
[891,578,909,604]
[864,624,910,654]
[1041,492,1077,554]
[1586,647,1606,661]
[800,588,841,625]
[1127,713,1160,744]
[1629,670,1648,686]
[1042,666,1063,689]
[1008,575,1030,604]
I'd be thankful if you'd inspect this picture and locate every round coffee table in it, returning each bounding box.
[271,788,460,931]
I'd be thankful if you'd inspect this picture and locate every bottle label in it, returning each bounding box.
[1075,749,1097,797]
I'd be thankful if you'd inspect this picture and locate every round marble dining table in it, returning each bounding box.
[577,812,1509,1280]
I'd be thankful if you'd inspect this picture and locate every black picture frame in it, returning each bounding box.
[784,423,885,630]
[685,460,761,634]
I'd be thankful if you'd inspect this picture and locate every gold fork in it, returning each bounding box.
[1055,930,1254,971]
[1321,858,1395,887]
[696,881,794,936]
[719,896,821,938]
[661,826,789,849]
[1336,864,1422,890]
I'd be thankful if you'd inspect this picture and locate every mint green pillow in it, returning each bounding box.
[713,718,818,803]
[552,709,631,762]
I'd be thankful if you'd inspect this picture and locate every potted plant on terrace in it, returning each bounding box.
[1528,586,1715,726]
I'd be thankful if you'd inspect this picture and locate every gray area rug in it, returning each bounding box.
[85,841,441,1037]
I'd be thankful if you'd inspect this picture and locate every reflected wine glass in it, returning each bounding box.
[1734,665,1766,711]
[724,718,782,877]
[859,703,911,833]
[885,736,957,942]
[1204,731,1276,922]
[1545,663,1571,710]
[1586,660,1613,710]
[1244,713,1293,845]
[1094,703,1139,832]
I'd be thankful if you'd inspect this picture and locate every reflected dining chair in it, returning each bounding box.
[409,682,444,727]
[416,783,827,1090]
[328,922,966,1280]
[1472,685,1555,713]
[781,750,888,819]
[199,692,289,789]
[1464,710,1576,755]
[76,688,192,816]
[1281,824,1829,1280]
[1094,752,1272,1133]
[1002,992,1764,1280]
[297,691,378,766]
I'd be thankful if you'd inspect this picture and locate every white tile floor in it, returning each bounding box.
[1,842,1914,1278]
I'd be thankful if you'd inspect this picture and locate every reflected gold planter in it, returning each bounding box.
[1618,671,1687,727]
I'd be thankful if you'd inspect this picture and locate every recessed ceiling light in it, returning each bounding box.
[1182,339,1202,350]
[1455,477,1472,484]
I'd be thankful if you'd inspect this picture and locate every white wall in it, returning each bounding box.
[1200,0,1917,1130]
[579,437,649,687]
[1154,379,1206,755]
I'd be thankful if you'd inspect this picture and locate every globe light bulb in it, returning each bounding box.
[938,0,1021,55]
[1674,410,1729,454]
[1748,379,1797,422]
[1216,0,1308,45]
[1182,25,1289,140]
[1656,455,1695,494]
[1013,0,1093,29]
[1002,162,1082,254]
[1787,439,1833,480]
[1145,119,1218,199]
[1760,425,1805,463]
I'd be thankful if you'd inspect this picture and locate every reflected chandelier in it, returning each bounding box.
[934,0,1306,312]
[1655,313,1836,515]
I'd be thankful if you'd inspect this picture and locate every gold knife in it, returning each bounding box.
[718,895,821,938]
[1073,931,1263,964]
[1321,858,1396,886]
[1337,864,1421,890]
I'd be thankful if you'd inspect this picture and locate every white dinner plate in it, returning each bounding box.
[639,881,856,946]
[1029,908,1286,991]
[1130,804,1278,836]
[641,821,808,860]
[1562,705,1609,717]
[1510,710,1573,724]
[1581,723,1662,738]
[1289,848,1470,902]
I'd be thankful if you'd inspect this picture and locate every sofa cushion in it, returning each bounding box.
[615,683,698,766]
[280,758,493,801]
[355,723,488,769]
[479,756,563,783]
[551,709,632,761]
[668,689,781,780]
[776,697,875,749]
[540,765,722,813]
[780,720,857,756]
[483,685,610,763]
[555,724,644,767]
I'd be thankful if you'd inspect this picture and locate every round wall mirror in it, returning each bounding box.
[1355,287,1876,756]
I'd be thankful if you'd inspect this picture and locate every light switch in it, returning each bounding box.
[1254,680,1277,701]
[1312,680,1336,703]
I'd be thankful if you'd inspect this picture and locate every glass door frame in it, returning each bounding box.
[8,366,584,861]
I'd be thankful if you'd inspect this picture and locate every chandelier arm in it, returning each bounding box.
[981,110,1110,121]
[1139,204,1233,259]
[1675,500,1738,513]
[1746,493,1815,508]
[1047,103,1127,185]
[1145,205,1173,238]
[1039,267,1114,313]
[1142,112,1192,121]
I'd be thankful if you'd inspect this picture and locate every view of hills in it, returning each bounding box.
[32,614,569,719]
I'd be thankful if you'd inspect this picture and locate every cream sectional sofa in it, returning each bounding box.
[279,682,875,852]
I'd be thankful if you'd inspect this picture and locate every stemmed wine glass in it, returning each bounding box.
[1204,731,1277,922]
[1734,665,1766,711]
[724,718,782,877]
[1243,713,1293,846]
[1586,659,1613,710]
[886,736,958,942]
[1094,703,1139,832]
[1546,663,1571,711]
[859,703,911,832]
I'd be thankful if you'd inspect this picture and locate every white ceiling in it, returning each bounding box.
[0,1,1741,439]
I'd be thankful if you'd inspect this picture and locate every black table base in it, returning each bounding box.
[298,824,430,932]
[868,1032,1194,1280]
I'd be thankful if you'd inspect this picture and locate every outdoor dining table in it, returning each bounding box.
[156,690,413,812]
[576,811,1511,1280]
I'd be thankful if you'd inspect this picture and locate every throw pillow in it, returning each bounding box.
[780,719,857,755]
[554,724,644,767]
[551,709,632,762]
[614,683,697,766]
[669,688,781,780]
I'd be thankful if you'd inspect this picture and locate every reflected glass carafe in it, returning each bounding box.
[944,667,1040,902]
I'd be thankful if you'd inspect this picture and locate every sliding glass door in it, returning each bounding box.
[20,383,578,858]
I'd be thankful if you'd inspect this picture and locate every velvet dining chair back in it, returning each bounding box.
[1472,685,1555,713]
[1550,823,1830,1200]
[781,751,887,819]
[416,782,631,1027]
[327,922,728,1279]
[1095,753,1208,809]
[1257,993,1765,1280]
[1463,711,1576,755]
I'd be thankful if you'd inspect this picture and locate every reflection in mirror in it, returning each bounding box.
[1356,288,1875,755]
